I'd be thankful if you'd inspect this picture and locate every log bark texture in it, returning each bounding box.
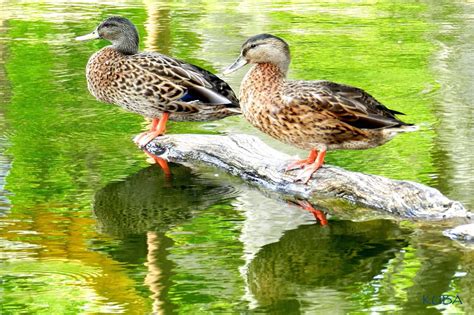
[145,134,472,220]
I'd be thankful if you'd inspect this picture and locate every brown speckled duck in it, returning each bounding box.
[224,34,417,183]
[76,16,240,158]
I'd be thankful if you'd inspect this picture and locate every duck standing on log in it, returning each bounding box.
[224,34,417,183]
[76,16,240,173]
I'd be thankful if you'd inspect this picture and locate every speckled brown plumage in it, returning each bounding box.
[225,33,417,182]
[239,63,411,151]
[78,16,239,122]
[86,47,240,122]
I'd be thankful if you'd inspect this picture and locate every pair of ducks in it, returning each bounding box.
[76,17,416,183]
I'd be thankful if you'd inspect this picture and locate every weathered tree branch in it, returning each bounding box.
[144,134,472,221]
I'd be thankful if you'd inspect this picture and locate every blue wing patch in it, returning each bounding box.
[180,91,198,102]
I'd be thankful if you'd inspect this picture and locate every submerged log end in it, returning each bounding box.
[144,134,472,220]
[444,223,474,246]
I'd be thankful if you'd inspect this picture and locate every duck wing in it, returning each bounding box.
[126,52,239,107]
[282,80,410,129]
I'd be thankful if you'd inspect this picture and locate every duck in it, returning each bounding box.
[224,34,417,183]
[75,16,240,168]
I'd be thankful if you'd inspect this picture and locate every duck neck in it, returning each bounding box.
[112,33,139,55]
[113,40,138,55]
[240,63,286,114]
[244,63,286,87]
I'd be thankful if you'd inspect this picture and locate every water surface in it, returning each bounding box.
[0,1,473,314]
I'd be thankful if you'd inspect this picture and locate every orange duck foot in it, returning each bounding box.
[133,114,172,177]
[133,117,160,145]
[133,131,151,145]
[134,113,169,149]
[294,161,324,183]
[288,148,326,184]
[285,148,317,171]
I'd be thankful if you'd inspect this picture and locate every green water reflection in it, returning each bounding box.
[0,0,473,314]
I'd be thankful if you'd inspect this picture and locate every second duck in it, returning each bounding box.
[224,34,417,183]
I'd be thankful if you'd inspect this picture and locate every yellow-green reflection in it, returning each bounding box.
[0,0,473,314]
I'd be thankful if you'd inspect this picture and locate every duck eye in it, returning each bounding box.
[102,22,116,28]
[250,44,257,49]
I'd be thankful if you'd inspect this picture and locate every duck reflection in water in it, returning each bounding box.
[288,199,328,226]
[246,220,409,312]
[93,164,237,313]
[96,162,423,312]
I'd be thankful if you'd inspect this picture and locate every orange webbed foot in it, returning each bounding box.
[285,149,317,171]
[294,160,324,183]
[134,114,172,177]
[133,131,152,145]
[135,113,169,149]
[133,117,160,146]
[137,131,165,148]
[288,148,326,184]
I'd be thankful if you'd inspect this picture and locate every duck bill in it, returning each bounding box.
[75,30,100,41]
[223,55,248,75]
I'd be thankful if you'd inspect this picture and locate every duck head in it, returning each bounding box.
[76,16,139,55]
[223,34,291,75]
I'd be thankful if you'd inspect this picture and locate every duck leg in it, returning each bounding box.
[136,112,169,148]
[293,148,326,183]
[133,117,160,145]
[286,148,318,171]
[133,114,172,176]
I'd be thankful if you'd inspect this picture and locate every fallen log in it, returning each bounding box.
[144,134,472,220]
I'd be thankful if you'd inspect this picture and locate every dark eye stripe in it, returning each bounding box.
[242,43,260,55]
